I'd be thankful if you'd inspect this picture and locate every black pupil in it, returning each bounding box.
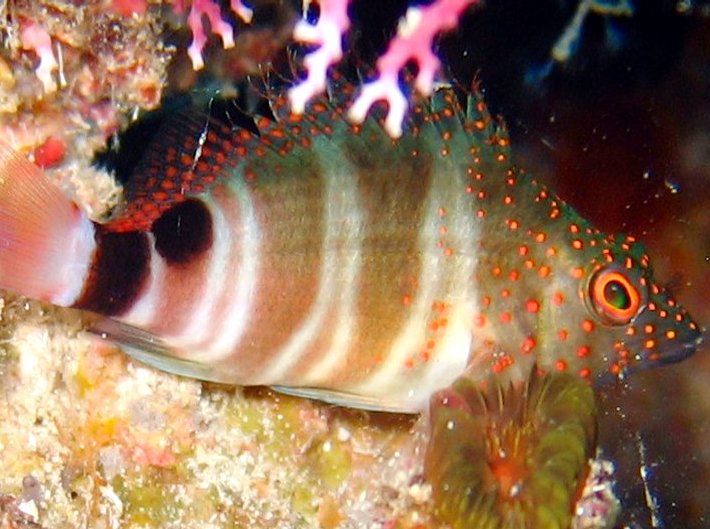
[603,280,631,310]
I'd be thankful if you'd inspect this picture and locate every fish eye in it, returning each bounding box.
[589,267,643,325]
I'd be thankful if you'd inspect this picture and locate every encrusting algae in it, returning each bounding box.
[0,1,707,529]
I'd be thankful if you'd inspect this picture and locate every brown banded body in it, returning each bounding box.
[84,88,496,412]
[0,74,704,528]
[0,77,702,414]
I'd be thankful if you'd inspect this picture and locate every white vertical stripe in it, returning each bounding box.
[352,183,442,397]
[164,195,232,348]
[302,167,364,385]
[203,180,260,360]
[256,142,361,384]
[354,155,480,411]
[52,212,97,306]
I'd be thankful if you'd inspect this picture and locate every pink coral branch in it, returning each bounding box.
[20,21,59,94]
[349,0,479,137]
[288,0,351,113]
[289,0,478,137]
[182,0,254,71]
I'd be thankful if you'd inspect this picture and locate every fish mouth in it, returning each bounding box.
[671,329,706,363]
[596,324,706,385]
[687,327,707,356]
[625,324,706,377]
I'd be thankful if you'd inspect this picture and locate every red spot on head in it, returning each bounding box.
[500,312,512,324]
[492,353,514,373]
[552,292,565,305]
[555,360,567,372]
[581,319,595,333]
[521,336,536,353]
[577,345,591,358]
[579,367,591,378]
[525,300,540,313]
[557,329,569,341]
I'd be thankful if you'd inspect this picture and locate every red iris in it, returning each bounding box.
[590,268,642,325]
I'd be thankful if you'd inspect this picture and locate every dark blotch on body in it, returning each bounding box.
[152,199,213,265]
[74,230,150,316]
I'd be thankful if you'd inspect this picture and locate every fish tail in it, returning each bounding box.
[425,371,597,529]
[0,142,96,306]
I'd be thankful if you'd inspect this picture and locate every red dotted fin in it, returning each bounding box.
[104,105,259,232]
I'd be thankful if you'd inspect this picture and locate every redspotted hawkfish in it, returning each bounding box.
[0,75,703,525]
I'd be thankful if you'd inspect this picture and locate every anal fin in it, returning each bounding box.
[270,385,416,414]
[87,317,219,383]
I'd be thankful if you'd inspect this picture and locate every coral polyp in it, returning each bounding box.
[426,371,597,529]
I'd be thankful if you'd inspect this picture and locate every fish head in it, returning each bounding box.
[575,234,704,381]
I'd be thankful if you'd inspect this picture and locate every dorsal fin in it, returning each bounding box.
[98,69,509,233]
[101,96,261,232]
